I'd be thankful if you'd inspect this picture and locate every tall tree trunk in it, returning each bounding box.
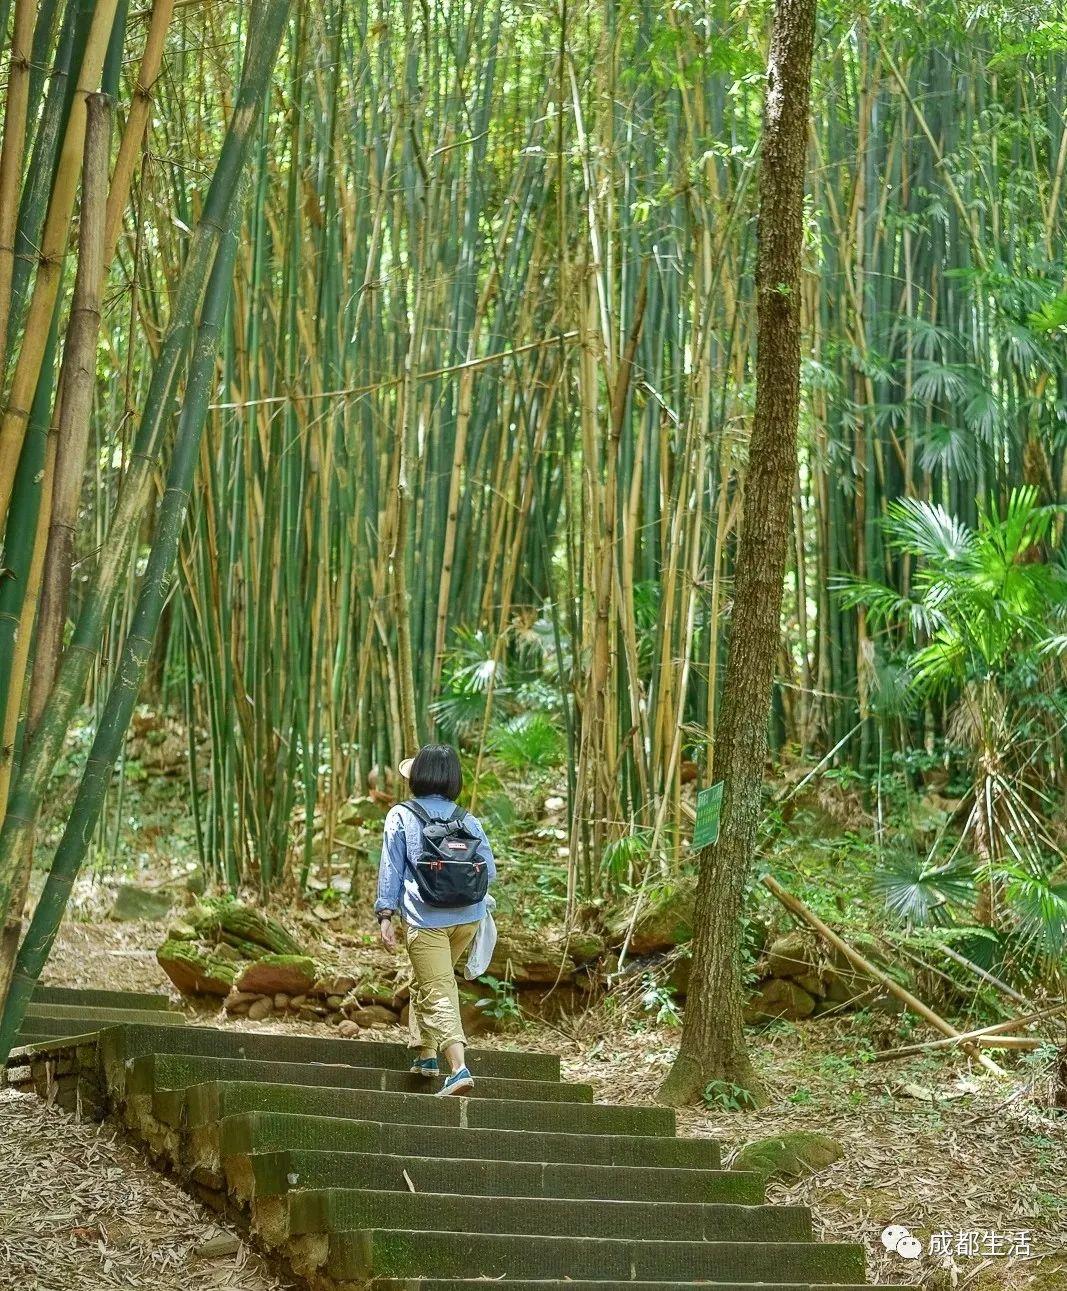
[659,0,817,1106]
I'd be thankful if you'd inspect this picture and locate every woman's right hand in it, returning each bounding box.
[379,916,398,951]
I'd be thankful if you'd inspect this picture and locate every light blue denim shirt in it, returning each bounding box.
[375,794,496,929]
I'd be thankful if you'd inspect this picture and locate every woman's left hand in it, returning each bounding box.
[379,916,398,951]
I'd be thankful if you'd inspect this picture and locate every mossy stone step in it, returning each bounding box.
[97,1022,558,1082]
[24,1003,185,1025]
[124,1052,591,1105]
[284,1187,810,1243]
[32,985,174,1011]
[16,1012,184,1045]
[162,1080,675,1138]
[220,1111,722,1170]
[235,1148,755,1204]
[325,1231,867,1284]
[366,1283,893,1291]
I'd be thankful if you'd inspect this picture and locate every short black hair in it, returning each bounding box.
[408,743,463,800]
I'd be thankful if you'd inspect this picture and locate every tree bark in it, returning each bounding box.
[659,0,817,1106]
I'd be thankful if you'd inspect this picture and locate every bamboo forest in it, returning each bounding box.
[0,1,1064,1288]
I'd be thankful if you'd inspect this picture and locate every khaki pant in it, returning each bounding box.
[404,921,478,1052]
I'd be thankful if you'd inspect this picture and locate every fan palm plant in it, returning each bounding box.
[840,487,1067,931]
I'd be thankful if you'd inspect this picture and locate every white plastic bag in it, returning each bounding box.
[464,894,497,979]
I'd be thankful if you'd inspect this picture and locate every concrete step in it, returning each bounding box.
[23,1003,185,1026]
[365,1283,896,1291]
[16,1011,185,1046]
[219,1111,722,1170]
[284,1188,811,1244]
[32,985,174,1011]
[96,1021,559,1082]
[161,1080,676,1139]
[12,991,885,1290]
[233,1148,756,1204]
[324,1231,867,1284]
[124,1052,592,1104]
[14,1024,103,1046]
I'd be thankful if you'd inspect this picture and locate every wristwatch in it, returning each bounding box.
[377,909,394,923]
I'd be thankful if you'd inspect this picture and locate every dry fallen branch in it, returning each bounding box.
[761,875,1008,1078]
[873,1004,1067,1061]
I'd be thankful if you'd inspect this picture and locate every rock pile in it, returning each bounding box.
[156,895,406,1033]
[745,929,880,1022]
[155,882,892,1033]
[223,970,403,1035]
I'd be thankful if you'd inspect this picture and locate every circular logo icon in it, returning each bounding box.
[881,1225,912,1252]
[896,1235,924,1260]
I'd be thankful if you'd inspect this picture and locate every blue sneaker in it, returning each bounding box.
[435,1065,474,1097]
[409,1056,439,1078]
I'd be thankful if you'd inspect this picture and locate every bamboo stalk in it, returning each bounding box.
[26,92,112,734]
[0,190,247,1061]
[873,1004,1066,1061]
[103,0,177,264]
[0,0,295,930]
[0,0,37,387]
[0,0,122,524]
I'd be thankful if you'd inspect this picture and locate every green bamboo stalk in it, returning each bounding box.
[0,0,293,929]
[0,193,245,1059]
[0,312,60,1000]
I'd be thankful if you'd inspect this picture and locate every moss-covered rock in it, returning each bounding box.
[156,939,236,996]
[165,920,198,942]
[745,977,817,1022]
[764,929,821,978]
[189,896,303,956]
[110,884,175,922]
[568,930,606,965]
[607,878,696,955]
[731,1131,843,1181]
[236,954,317,996]
[488,919,585,985]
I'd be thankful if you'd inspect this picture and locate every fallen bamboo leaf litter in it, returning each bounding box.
[0,1087,294,1291]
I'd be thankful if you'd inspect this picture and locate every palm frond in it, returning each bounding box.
[872,852,977,927]
[883,497,973,563]
[1001,866,1067,963]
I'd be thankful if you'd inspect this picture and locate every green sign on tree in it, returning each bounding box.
[692,781,724,849]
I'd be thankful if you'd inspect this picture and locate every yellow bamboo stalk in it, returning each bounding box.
[103,0,178,264]
[0,0,37,388]
[0,0,121,526]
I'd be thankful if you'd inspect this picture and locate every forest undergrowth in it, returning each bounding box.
[27,715,1067,1291]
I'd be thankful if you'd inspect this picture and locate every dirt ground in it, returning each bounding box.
[3,907,1064,1291]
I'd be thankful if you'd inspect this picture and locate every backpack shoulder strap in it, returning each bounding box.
[402,799,433,825]
[449,804,476,829]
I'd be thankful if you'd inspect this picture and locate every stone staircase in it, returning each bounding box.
[19,982,184,1046]
[8,988,899,1291]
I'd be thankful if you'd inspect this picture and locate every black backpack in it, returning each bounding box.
[402,801,490,909]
